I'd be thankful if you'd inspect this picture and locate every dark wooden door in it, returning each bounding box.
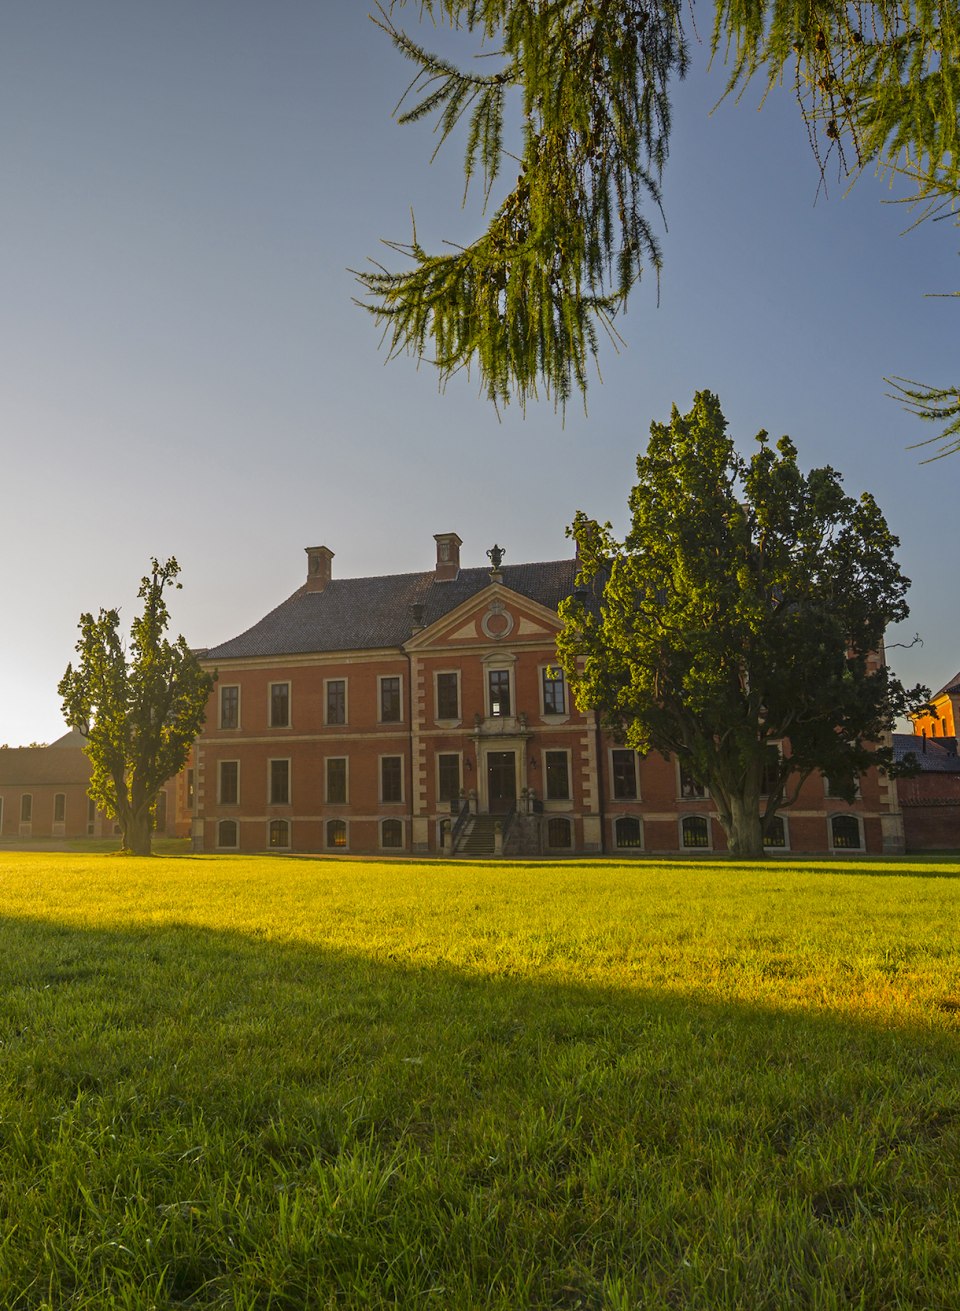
[487,751,516,812]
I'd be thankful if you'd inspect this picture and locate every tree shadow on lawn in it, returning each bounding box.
[1,916,959,1309]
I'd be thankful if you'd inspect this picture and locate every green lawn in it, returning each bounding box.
[1,853,959,1309]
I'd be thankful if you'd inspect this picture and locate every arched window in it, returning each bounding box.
[830,814,862,850]
[326,819,347,849]
[218,819,238,849]
[615,816,642,849]
[547,816,572,848]
[681,815,710,849]
[763,814,787,849]
[381,819,403,849]
[269,819,290,849]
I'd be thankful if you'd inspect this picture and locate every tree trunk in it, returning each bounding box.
[722,789,764,859]
[122,811,153,856]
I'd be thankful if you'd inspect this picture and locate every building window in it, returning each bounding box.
[542,666,566,715]
[269,759,290,805]
[219,760,239,805]
[326,757,347,805]
[679,759,706,799]
[681,815,710,849]
[381,756,403,803]
[761,745,781,796]
[220,685,240,730]
[545,751,570,800]
[824,772,861,800]
[268,819,290,849]
[218,819,238,849]
[0,796,4,834]
[547,816,572,848]
[326,819,347,848]
[381,819,403,849]
[20,794,32,824]
[87,797,96,835]
[611,750,638,800]
[436,671,460,720]
[53,793,66,824]
[488,669,511,717]
[615,816,643,849]
[154,791,167,832]
[764,814,787,849]
[186,769,195,809]
[438,753,461,804]
[270,682,290,728]
[380,676,402,723]
[831,814,863,850]
[325,679,346,726]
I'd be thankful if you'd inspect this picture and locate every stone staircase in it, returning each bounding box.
[455,813,500,857]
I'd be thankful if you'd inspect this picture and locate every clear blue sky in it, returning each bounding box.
[1,1,954,746]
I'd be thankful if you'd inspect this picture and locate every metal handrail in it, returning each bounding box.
[451,799,471,847]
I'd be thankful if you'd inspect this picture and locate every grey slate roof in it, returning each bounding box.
[892,733,960,773]
[932,671,960,699]
[204,560,579,661]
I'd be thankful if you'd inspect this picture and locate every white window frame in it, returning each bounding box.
[539,664,568,718]
[546,815,573,849]
[379,754,405,804]
[324,677,348,727]
[380,818,405,850]
[267,818,291,850]
[218,759,241,805]
[268,680,291,729]
[763,812,790,851]
[436,751,463,805]
[325,756,349,805]
[680,813,712,851]
[823,772,861,801]
[542,748,572,802]
[217,818,240,850]
[219,683,241,730]
[613,814,644,850]
[610,748,640,801]
[325,817,349,850]
[268,757,291,806]
[434,670,461,722]
[677,759,708,800]
[829,812,864,852]
[378,674,404,724]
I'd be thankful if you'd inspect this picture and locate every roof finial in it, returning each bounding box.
[487,543,505,572]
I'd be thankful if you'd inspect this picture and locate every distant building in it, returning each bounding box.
[189,534,905,857]
[898,676,960,851]
[0,729,180,844]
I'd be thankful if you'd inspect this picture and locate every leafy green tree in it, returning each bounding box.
[555,391,926,858]
[58,559,214,856]
[358,1,957,443]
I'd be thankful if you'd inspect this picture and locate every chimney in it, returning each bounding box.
[434,532,462,582]
[305,545,334,593]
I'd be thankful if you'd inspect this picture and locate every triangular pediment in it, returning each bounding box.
[405,581,562,652]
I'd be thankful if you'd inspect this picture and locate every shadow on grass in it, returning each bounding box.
[1,915,959,1309]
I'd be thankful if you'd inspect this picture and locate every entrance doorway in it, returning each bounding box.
[487,751,517,813]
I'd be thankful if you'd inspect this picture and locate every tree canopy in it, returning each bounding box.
[58,558,213,856]
[555,391,926,857]
[358,0,958,446]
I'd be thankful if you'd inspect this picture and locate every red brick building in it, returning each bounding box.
[190,535,905,857]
